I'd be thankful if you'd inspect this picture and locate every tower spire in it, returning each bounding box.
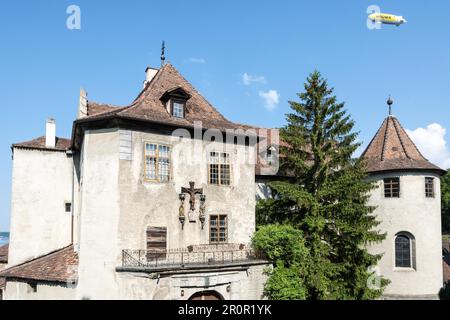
[387,95,393,116]
[161,41,166,67]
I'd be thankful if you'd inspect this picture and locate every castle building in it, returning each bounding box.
[0,63,445,300]
[0,63,271,300]
[361,106,446,299]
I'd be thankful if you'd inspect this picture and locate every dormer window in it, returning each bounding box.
[171,100,185,118]
[160,86,191,119]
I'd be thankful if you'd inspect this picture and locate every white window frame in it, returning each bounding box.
[208,152,232,186]
[144,142,171,183]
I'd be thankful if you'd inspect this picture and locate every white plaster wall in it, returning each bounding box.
[76,129,121,300]
[75,128,259,299]
[366,171,443,298]
[114,264,268,300]
[4,281,76,300]
[117,130,256,256]
[8,148,73,266]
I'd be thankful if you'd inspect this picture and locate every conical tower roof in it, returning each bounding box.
[361,116,446,175]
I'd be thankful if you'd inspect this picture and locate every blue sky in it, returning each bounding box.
[0,0,449,231]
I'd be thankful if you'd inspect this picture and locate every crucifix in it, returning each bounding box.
[181,182,203,222]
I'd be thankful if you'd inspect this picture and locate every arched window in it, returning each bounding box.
[395,232,416,269]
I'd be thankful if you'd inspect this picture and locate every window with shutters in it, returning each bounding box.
[144,143,171,182]
[146,227,167,260]
[384,177,400,198]
[208,152,231,186]
[209,215,228,244]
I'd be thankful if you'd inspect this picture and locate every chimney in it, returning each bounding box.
[143,67,158,88]
[45,118,56,148]
[77,88,88,119]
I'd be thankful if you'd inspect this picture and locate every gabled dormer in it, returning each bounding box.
[160,86,191,119]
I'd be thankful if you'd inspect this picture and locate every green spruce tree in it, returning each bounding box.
[256,71,388,299]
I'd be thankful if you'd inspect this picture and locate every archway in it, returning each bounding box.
[188,290,224,301]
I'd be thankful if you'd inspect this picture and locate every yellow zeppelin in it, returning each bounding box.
[368,13,406,25]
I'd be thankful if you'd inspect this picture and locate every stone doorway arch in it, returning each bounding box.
[188,290,224,301]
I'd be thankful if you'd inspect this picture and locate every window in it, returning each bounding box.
[146,227,167,260]
[210,215,228,243]
[384,177,400,198]
[425,177,435,198]
[144,143,170,182]
[209,152,231,186]
[65,202,72,213]
[171,100,185,118]
[395,232,416,269]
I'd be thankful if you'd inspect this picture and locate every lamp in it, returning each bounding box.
[199,194,206,229]
[179,193,186,230]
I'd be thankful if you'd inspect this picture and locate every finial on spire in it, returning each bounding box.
[161,41,166,67]
[387,95,393,116]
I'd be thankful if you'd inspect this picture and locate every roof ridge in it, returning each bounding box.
[361,117,387,159]
[393,117,427,160]
[391,117,410,159]
[165,64,232,124]
[124,64,169,113]
[380,117,390,161]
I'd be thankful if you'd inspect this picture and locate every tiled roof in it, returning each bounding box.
[12,136,71,152]
[86,102,123,117]
[0,244,8,263]
[78,63,245,132]
[361,116,445,175]
[0,245,78,284]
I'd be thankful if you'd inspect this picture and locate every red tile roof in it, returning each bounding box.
[361,116,445,175]
[0,244,8,264]
[78,63,246,132]
[12,136,72,152]
[0,245,78,284]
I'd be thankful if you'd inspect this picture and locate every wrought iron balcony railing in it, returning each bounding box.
[121,245,265,270]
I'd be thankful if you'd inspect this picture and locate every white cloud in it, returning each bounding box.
[242,73,266,86]
[188,58,206,64]
[406,123,450,169]
[259,90,280,111]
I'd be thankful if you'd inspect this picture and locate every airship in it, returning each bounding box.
[368,13,407,26]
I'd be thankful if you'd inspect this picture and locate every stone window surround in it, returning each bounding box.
[383,177,400,198]
[209,214,228,244]
[425,177,435,198]
[143,141,172,183]
[393,231,417,272]
[208,151,232,186]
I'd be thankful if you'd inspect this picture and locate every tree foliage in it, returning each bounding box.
[255,71,388,300]
[440,281,450,300]
[252,224,309,300]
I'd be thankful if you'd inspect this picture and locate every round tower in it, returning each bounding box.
[362,102,446,299]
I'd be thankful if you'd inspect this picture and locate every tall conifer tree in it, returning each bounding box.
[257,71,387,299]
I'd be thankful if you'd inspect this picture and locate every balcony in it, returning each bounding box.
[118,244,267,273]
